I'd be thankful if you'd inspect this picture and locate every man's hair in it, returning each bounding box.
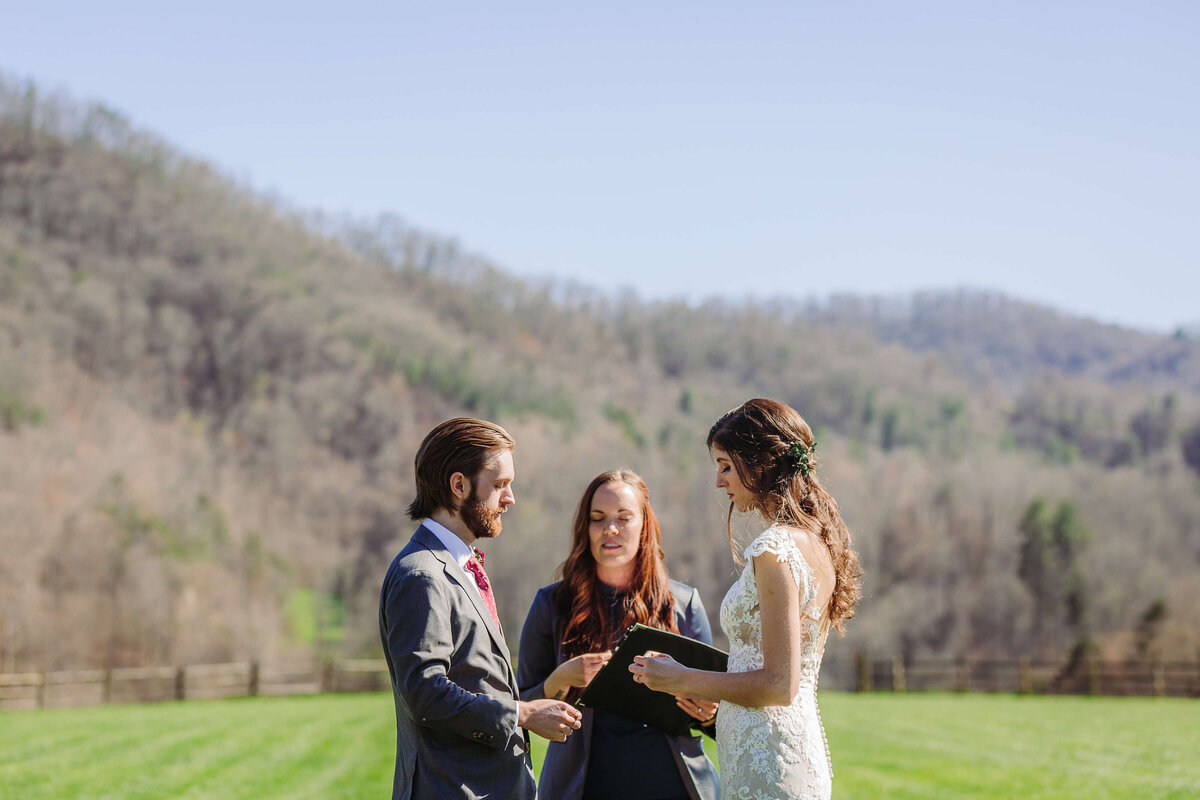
[407,418,515,521]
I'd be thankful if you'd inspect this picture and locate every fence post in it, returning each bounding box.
[1087,655,1100,695]
[175,666,186,701]
[855,652,870,693]
[323,661,335,694]
[1019,658,1033,694]
[1153,659,1165,697]
[891,657,906,692]
[37,671,45,708]
[102,668,112,704]
[249,662,259,697]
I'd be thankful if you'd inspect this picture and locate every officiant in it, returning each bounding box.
[517,469,721,800]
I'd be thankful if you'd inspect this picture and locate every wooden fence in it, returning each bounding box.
[820,656,1200,697]
[2,656,1197,711]
[0,660,391,711]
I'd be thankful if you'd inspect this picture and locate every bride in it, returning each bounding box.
[630,398,863,800]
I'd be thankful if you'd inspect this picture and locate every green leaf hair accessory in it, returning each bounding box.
[785,439,816,477]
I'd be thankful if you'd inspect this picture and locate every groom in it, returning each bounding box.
[379,417,581,800]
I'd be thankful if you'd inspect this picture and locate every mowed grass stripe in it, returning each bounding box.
[198,696,390,800]
[89,700,296,799]
[3,692,1198,799]
[0,702,226,799]
[151,705,325,800]
[9,701,259,799]
[0,695,397,800]
[165,695,391,800]
[824,693,1200,799]
[279,715,394,800]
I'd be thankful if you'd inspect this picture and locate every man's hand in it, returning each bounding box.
[518,699,583,742]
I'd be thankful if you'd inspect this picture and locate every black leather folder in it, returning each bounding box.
[575,624,729,735]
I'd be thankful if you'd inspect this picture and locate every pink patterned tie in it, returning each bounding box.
[464,552,500,629]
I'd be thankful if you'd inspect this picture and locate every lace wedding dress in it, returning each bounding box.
[717,525,833,800]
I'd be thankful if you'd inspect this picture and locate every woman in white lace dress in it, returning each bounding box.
[631,398,863,800]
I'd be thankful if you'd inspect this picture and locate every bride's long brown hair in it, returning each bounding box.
[707,398,863,634]
[555,469,679,661]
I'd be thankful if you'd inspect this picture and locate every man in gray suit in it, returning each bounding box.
[379,417,582,800]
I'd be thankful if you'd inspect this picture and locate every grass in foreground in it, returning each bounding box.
[1,692,1196,799]
[826,692,1199,799]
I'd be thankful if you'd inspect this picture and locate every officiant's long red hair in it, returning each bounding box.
[556,469,679,660]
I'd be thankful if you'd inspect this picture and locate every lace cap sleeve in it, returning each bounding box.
[745,525,819,614]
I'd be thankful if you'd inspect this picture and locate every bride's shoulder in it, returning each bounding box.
[746,523,801,557]
[779,524,835,580]
[749,524,828,568]
[759,522,814,546]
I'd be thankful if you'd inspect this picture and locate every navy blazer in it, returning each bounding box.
[379,525,536,800]
[518,580,721,800]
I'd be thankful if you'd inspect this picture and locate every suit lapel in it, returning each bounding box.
[413,526,513,664]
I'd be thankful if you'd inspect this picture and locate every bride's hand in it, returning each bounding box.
[675,693,718,724]
[629,651,688,694]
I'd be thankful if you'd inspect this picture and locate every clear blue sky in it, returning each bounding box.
[4,1,1197,331]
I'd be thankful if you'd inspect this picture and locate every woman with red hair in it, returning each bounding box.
[518,468,720,800]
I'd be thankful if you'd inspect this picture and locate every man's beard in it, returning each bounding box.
[461,486,503,540]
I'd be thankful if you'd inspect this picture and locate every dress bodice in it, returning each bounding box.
[719,525,830,683]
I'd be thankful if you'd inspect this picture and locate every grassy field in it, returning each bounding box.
[1,692,1196,799]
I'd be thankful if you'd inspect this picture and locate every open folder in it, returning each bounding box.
[575,624,728,736]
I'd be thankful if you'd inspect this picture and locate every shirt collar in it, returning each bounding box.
[422,517,475,569]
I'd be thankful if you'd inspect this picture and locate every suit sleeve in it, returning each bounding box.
[383,568,518,749]
[517,586,559,702]
[681,586,714,646]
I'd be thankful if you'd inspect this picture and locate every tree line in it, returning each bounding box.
[2,75,1199,677]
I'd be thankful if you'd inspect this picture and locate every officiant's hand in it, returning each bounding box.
[675,693,719,726]
[629,651,688,694]
[544,650,612,700]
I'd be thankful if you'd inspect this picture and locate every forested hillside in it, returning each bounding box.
[2,76,1198,675]
[804,291,1200,392]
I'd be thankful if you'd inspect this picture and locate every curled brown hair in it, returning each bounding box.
[707,398,863,634]
[407,417,515,520]
[555,469,679,661]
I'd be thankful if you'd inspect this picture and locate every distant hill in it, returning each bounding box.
[2,74,1199,675]
[802,290,1200,392]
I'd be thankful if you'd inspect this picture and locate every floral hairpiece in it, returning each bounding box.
[785,440,816,477]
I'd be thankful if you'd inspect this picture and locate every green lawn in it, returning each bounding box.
[826,693,1199,799]
[1,692,1196,799]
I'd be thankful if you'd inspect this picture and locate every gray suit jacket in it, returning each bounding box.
[518,580,721,800]
[379,525,535,800]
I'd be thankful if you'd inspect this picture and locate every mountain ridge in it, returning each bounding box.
[3,75,1199,674]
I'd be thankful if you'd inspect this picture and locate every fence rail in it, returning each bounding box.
[2,656,1197,711]
[819,656,1200,698]
[0,660,390,711]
